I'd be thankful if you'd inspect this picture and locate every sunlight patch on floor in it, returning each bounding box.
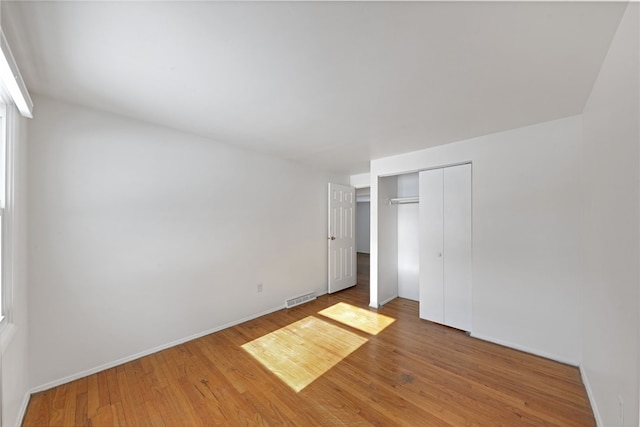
[318,302,395,335]
[241,316,367,392]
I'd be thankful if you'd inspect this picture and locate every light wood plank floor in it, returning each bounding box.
[23,254,595,426]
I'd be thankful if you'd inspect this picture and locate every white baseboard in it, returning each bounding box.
[580,365,603,427]
[369,294,398,309]
[379,294,398,307]
[469,332,579,367]
[31,285,331,394]
[30,302,289,394]
[470,334,601,425]
[14,391,30,427]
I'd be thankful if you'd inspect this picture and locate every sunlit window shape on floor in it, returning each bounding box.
[318,302,395,335]
[241,316,367,392]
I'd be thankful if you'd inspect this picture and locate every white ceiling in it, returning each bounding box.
[3,1,627,174]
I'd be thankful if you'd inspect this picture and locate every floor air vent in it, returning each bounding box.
[285,292,316,309]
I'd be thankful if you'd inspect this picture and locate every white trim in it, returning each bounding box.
[469,332,579,367]
[349,172,370,189]
[0,104,5,337]
[369,294,399,309]
[0,31,33,118]
[376,161,473,179]
[379,294,398,307]
[13,391,30,427]
[31,302,292,393]
[0,104,16,345]
[0,344,3,427]
[580,365,603,427]
[2,106,15,327]
[25,287,328,421]
[0,323,15,355]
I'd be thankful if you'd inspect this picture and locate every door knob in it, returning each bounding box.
[329,236,336,240]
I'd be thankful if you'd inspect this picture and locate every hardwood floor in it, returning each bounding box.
[23,253,595,426]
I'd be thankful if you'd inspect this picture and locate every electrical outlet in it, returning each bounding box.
[618,394,624,424]
[257,283,263,293]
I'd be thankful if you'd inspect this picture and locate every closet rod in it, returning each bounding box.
[388,197,419,205]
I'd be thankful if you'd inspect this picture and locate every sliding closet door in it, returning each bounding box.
[419,164,472,332]
[442,164,472,331]
[418,168,444,323]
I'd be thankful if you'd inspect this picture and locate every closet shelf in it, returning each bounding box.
[388,197,419,205]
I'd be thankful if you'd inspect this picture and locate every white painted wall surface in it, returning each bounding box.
[356,202,370,254]
[581,3,639,426]
[1,107,29,427]
[376,175,398,307]
[397,173,419,301]
[369,177,379,308]
[371,116,583,364]
[350,172,370,189]
[27,96,346,390]
[355,187,370,202]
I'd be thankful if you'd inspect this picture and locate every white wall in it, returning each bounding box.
[27,96,346,390]
[1,107,29,427]
[581,3,639,426]
[356,202,370,253]
[371,116,583,364]
[397,173,419,301]
[350,172,370,189]
[373,175,398,307]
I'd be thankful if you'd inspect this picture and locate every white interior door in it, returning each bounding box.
[443,164,472,331]
[419,169,444,322]
[419,164,472,332]
[328,183,356,293]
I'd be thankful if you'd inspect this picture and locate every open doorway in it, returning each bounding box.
[356,188,370,254]
[356,188,371,298]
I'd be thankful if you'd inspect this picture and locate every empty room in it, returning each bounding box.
[0,1,638,426]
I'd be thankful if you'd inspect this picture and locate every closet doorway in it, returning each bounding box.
[375,164,472,332]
